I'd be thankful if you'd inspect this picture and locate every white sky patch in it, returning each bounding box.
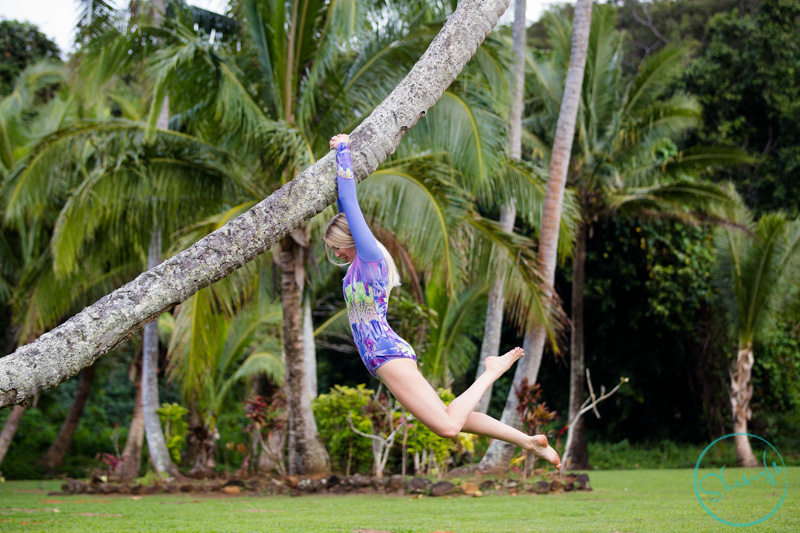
[499,0,553,26]
[0,0,229,57]
[0,0,551,58]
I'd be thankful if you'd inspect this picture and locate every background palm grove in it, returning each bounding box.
[0,0,798,483]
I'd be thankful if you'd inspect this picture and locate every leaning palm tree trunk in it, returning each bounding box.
[0,0,514,408]
[0,405,25,466]
[479,0,594,472]
[475,0,525,415]
[730,341,757,466]
[282,237,330,474]
[41,364,96,470]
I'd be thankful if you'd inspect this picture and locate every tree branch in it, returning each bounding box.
[562,371,629,470]
[0,0,512,408]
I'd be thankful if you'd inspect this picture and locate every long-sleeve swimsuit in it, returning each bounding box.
[335,142,416,378]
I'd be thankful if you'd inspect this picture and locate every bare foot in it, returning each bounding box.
[528,434,562,470]
[483,347,524,379]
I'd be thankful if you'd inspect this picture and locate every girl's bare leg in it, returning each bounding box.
[461,412,561,469]
[376,350,561,469]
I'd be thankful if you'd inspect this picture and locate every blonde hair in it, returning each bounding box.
[323,213,401,290]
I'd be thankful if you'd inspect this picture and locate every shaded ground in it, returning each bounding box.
[0,468,798,532]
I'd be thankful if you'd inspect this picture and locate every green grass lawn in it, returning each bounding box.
[1,468,797,532]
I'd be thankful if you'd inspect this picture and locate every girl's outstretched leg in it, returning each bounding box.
[461,412,562,469]
[377,348,524,439]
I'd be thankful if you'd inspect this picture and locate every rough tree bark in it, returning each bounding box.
[475,0,525,415]
[566,223,590,469]
[480,0,594,471]
[731,342,757,467]
[282,237,330,474]
[114,353,144,482]
[0,0,513,408]
[41,364,96,470]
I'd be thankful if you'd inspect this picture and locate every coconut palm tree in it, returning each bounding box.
[159,285,284,477]
[712,190,800,466]
[1,1,255,477]
[141,0,556,474]
[474,0,525,415]
[494,5,747,469]
[0,61,137,468]
[0,0,542,423]
[480,0,595,473]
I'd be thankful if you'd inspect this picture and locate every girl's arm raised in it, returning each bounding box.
[335,140,383,262]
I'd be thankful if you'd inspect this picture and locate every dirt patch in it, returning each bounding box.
[13,489,45,494]
[0,508,59,514]
[42,499,111,504]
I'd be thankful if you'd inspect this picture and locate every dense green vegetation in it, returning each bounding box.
[0,0,798,484]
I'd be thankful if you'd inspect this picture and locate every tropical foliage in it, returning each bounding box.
[1,0,798,480]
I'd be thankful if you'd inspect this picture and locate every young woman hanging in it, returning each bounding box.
[323,134,561,470]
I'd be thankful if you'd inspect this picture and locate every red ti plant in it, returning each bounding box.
[514,378,558,479]
[244,391,287,476]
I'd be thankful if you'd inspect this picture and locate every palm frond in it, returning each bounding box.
[422,283,487,387]
[621,43,694,122]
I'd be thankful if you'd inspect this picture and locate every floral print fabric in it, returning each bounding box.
[336,142,417,377]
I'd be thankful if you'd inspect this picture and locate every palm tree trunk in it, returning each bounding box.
[114,353,144,482]
[566,223,590,469]
[187,421,216,478]
[281,237,330,475]
[1,0,515,408]
[303,294,317,399]
[475,0,526,415]
[476,205,515,413]
[479,0,594,472]
[41,364,96,470]
[0,405,25,467]
[142,228,179,477]
[139,0,178,477]
[730,342,757,467]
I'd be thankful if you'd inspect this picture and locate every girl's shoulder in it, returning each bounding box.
[351,255,388,283]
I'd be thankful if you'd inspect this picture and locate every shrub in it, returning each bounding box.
[312,385,376,475]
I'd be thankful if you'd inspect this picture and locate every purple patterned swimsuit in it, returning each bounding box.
[335,142,417,378]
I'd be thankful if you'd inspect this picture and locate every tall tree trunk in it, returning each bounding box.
[140,0,178,478]
[475,0,526,414]
[0,0,514,408]
[142,228,179,477]
[730,342,757,467]
[480,0,593,472]
[566,223,590,469]
[41,364,96,470]
[281,237,330,475]
[303,294,317,399]
[187,421,216,478]
[114,353,144,482]
[0,405,25,467]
